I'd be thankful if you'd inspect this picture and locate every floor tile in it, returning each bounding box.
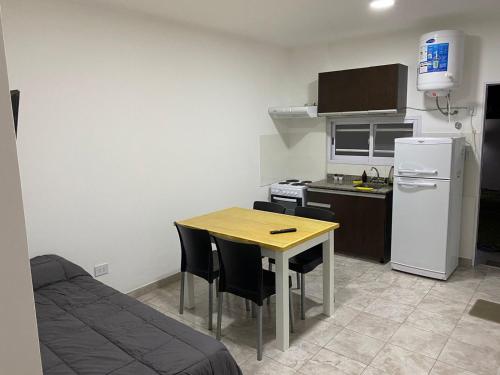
[292,316,343,346]
[325,328,385,364]
[335,288,380,311]
[451,314,500,353]
[469,291,500,306]
[430,282,476,304]
[363,298,414,323]
[476,279,500,299]
[438,339,500,375]
[362,366,391,374]
[418,292,468,316]
[370,344,436,375]
[240,356,298,375]
[430,361,478,375]
[344,280,392,296]
[389,323,448,359]
[298,348,366,375]
[297,299,360,327]
[405,307,460,336]
[220,337,255,364]
[265,340,322,371]
[379,286,428,306]
[346,312,400,341]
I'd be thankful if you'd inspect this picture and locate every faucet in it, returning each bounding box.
[388,166,395,184]
[370,167,380,178]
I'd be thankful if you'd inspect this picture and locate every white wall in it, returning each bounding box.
[1,0,291,292]
[287,19,500,261]
[0,11,42,374]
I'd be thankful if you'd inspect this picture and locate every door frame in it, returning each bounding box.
[472,82,500,266]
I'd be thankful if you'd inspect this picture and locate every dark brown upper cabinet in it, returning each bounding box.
[318,64,408,116]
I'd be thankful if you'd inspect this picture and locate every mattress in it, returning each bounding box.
[31,255,242,375]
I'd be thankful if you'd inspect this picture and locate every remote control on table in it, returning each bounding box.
[270,228,297,235]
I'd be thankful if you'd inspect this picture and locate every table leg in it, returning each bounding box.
[275,252,289,351]
[184,272,195,309]
[322,230,334,316]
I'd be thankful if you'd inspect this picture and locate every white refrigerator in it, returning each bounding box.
[391,137,466,280]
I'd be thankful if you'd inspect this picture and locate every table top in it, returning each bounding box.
[176,207,339,251]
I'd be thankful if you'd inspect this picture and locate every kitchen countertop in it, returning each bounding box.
[307,179,393,195]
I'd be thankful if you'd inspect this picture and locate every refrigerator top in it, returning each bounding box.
[395,137,464,145]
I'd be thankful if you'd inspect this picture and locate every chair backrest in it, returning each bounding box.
[174,223,216,282]
[294,206,335,222]
[213,236,264,305]
[253,201,286,214]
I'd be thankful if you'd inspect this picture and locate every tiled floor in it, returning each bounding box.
[136,255,500,375]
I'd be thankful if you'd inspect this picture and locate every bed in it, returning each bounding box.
[31,255,242,375]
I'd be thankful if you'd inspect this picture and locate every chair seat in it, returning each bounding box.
[226,270,292,304]
[268,245,322,274]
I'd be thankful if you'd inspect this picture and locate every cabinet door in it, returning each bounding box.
[355,195,387,261]
[307,190,390,262]
[307,191,359,256]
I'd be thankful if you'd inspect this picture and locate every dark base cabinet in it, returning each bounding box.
[307,189,392,263]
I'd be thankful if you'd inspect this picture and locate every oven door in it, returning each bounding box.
[270,195,302,215]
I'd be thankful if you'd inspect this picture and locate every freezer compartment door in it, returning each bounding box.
[391,177,451,276]
[394,139,453,179]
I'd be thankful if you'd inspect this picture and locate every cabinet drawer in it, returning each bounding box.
[306,191,334,209]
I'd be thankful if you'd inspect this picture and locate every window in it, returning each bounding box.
[329,117,420,165]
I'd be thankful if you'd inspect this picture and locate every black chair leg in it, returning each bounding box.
[208,281,213,331]
[300,273,306,320]
[289,287,295,333]
[296,272,301,289]
[257,304,263,361]
[179,272,185,314]
[216,291,223,340]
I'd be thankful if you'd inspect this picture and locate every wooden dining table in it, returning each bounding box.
[176,207,339,351]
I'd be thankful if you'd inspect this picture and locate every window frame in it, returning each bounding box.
[327,116,421,166]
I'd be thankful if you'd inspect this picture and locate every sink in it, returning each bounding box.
[353,182,388,190]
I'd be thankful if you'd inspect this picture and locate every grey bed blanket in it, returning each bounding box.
[31,255,242,375]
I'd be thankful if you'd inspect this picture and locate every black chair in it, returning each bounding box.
[174,223,219,330]
[213,236,294,361]
[269,206,335,320]
[253,200,286,308]
[253,201,286,214]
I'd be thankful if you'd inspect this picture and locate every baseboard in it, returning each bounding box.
[459,257,473,267]
[127,272,181,298]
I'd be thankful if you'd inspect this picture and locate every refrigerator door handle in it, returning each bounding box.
[397,168,438,176]
[397,181,437,188]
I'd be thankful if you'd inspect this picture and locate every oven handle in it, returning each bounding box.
[272,196,299,203]
[307,201,331,209]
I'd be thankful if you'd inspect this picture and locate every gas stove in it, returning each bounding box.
[269,179,311,214]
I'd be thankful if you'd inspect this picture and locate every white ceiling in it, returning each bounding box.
[88,0,500,47]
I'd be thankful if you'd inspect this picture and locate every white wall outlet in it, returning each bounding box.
[94,263,109,277]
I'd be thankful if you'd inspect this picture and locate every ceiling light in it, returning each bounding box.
[370,0,395,10]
